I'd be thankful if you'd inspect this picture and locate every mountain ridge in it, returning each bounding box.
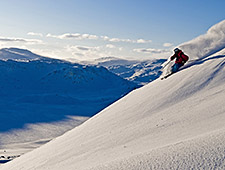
[83,56,166,85]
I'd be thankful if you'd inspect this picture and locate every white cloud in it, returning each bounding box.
[106,44,116,48]
[60,33,81,39]
[107,38,151,44]
[82,34,98,40]
[46,32,151,44]
[119,47,123,51]
[108,38,133,43]
[27,32,43,37]
[133,48,170,54]
[73,52,84,57]
[47,33,80,39]
[46,33,55,38]
[136,39,152,43]
[108,38,121,42]
[65,45,116,60]
[163,43,173,47]
[100,36,110,41]
[0,36,43,44]
[68,45,100,52]
[76,46,90,51]
[47,33,98,40]
[0,37,27,42]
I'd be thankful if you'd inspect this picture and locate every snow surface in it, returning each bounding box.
[0,48,138,161]
[1,20,225,170]
[1,21,225,169]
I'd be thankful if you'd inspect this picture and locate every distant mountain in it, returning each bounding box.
[83,57,166,85]
[0,57,137,97]
[0,48,138,159]
[0,48,44,61]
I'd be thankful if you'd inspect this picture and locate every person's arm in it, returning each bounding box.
[170,54,176,61]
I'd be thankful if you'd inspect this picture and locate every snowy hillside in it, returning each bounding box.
[1,20,225,170]
[83,57,166,85]
[0,48,138,162]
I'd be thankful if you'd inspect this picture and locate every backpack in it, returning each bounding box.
[179,51,189,63]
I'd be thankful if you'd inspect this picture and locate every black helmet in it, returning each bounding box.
[174,48,180,53]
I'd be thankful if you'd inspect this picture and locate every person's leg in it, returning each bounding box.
[171,63,179,73]
[171,63,183,73]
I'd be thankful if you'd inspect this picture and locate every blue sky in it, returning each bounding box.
[0,0,224,60]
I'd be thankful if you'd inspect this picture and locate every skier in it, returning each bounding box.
[161,48,189,80]
[170,48,189,73]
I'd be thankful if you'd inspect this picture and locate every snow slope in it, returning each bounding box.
[162,19,225,78]
[0,48,138,160]
[83,57,166,85]
[1,25,225,169]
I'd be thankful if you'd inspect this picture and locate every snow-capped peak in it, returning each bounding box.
[0,48,44,61]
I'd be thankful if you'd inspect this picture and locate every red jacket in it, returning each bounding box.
[170,50,189,64]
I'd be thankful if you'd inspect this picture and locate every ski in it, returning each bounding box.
[161,72,173,80]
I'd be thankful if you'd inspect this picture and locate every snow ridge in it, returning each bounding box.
[84,57,166,85]
[180,19,225,60]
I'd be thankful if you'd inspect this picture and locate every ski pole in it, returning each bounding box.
[161,60,171,69]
